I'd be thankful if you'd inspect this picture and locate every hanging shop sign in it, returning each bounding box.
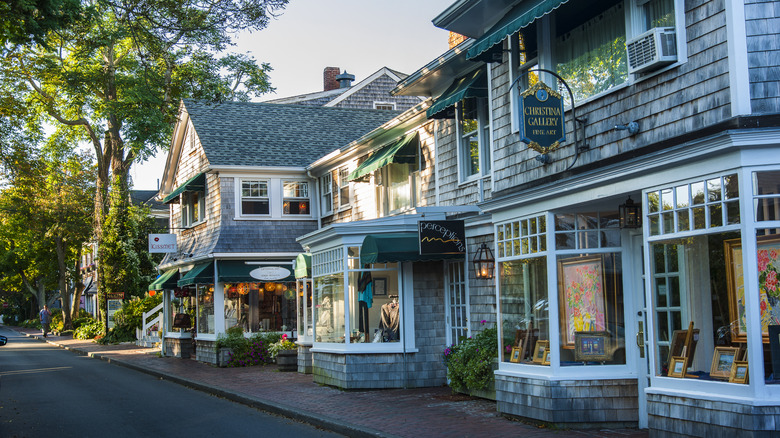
[249,266,292,281]
[148,234,177,253]
[519,82,566,154]
[418,220,466,255]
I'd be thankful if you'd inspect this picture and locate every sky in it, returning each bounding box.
[130,0,456,191]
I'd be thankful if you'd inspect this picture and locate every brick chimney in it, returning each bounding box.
[324,67,340,91]
[448,32,467,49]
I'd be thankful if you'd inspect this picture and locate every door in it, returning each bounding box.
[631,233,651,429]
[445,261,469,346]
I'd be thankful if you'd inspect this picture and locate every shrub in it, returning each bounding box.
[97,294,163,344]
[216,330,280,367]
[443,324,498,393]
[74,319,104,340]
[268,334,297,358]
[20,318,41,329]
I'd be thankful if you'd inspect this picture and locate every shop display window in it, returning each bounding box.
[297,279,313,341]
[348,263,400,344]
[196,284,215,334]
[314,274,345,342]
[500,257,549,365]
[223,282,297,332]
[556,252,625,366]
[168,288,195,332]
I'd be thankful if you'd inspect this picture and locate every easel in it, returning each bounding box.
[681,321,699,379]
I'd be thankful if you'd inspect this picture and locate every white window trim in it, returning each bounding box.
[281,179,312,217]
[320,173,333,217]
[237,178,271,218]
[234,176,314,220]
[373,101,397,110]
[180,190,207,229]
[337,166,352,212]
[456,98,490,184]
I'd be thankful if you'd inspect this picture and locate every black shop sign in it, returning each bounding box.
[519,82,566,154]
[418,220,466,255]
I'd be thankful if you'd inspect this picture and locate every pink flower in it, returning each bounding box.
[481,320,487,324]
[282,334,288,340]
[766,270,777,293]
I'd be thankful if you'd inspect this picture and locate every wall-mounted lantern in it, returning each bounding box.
[619,196,642,228]
[473,243,495,280]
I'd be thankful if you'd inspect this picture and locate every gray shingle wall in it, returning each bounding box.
[496,374,638,426]
[489,0,733,194]
[648,392,780,436]
[746,0,780,113]
[333,74,421,112]
[466,236,497,333]
[213,176,317,253]
[432,119,489,207]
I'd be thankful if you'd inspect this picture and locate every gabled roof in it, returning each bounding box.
[182,99,401,167]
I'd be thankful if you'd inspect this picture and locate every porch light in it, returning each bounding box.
[619,196,642,228]
[473,243,495,280]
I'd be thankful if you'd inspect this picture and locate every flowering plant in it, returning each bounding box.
[443,321,497,393]
[268,333,297,358]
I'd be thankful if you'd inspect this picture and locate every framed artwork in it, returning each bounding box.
[374,278,387,296]
[574,331,613,362]
[668,356,688,378]
[541,348,550,366]
[510,347,523,363]
[729,360,749,384]
[558,255,607,348]
[710,347,740,380]
[532,340,549,364]
[513,326,537,363]
[667,328,699,366]
[725,236,780,343]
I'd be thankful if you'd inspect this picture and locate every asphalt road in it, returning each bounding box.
[0,327,344,438]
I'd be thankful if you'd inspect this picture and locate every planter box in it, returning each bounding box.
[276,350,298,372]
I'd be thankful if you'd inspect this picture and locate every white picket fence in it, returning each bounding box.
[135,302,164,349]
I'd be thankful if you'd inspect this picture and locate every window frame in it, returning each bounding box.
[456,97,491,183]
[320,172,333,217]
[239,178,271,217]
[180,190,206,228]
[337,166,352,211]
[373,101,396,110]
[282,180,311,217]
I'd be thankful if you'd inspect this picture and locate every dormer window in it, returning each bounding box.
[181,190,205,227]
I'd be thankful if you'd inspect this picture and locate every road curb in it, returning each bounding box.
[15,330,391,438]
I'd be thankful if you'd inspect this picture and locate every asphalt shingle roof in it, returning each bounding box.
[183,99,401,167]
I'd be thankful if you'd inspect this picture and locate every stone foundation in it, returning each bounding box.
[313,351,445,389]
[298,344,313,374]
[195,339,217,365]
[164,337,193,359]
[648,392,780,437]
[496,374,638,428]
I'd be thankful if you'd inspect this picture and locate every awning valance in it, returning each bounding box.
[294,253,312,279]
[218,261,294,283]
[347,132,420,181]
[426,69,488,119]
[149,268,179,291]
[162,172,206,204]
[466,0,569,61]
[177,261,213,287]
[360,233,465,266]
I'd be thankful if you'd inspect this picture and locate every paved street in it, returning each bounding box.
[2,326,649,438]
[0,327,343,438]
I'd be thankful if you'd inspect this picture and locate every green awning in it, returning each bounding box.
[177,261,213,287]
[360,233,465,266]
[466,0,569,61]
[218,261,294,283]
[426,69,488,119]
[162,172,206,204]
[294,253,311,279]
[347,132,420,181]
[149,268,179,291]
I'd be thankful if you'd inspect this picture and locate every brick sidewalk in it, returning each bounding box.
[9,327,649,438]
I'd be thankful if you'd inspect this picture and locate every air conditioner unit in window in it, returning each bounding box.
[626,27,677,75]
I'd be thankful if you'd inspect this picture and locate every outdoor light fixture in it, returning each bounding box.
[473,243,495,280]
[619,196,642,228]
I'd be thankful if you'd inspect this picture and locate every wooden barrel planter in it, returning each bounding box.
[276,350,298,372]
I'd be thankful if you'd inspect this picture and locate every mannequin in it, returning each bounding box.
[358,268,373,336]
[379,295,400,341]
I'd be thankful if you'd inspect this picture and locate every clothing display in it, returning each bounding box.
[379,297,400,341]
[358,269,373,334]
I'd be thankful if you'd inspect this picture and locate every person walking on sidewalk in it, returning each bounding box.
[40,305,52,338]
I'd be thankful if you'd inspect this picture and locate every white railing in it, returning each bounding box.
[136,302,164,348]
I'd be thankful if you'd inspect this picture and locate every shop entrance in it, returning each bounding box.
[630,233,651,428]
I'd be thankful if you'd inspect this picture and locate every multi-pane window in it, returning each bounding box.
[374,102,396,110]
[338,167,351,209]
[646,174,740,236]
[457,97,490,180]
[638,0,675,31]
[446,262,469,345]
[554,211,621,250]
[283,181,310,215]
[496,214,546,259]
[241,180,269,215]
[321,173,333,216]
[181,190,206,227]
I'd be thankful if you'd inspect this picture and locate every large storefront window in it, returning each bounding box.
[223,282,297,332]
[754,170,780,383]
[197,284,215,334]
[297,279,312,341]
[168,289,195,332]
[314,274,344,342]
[500,257,549,365]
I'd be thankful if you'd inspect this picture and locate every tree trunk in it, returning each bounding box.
[54,236,73,330]
[70,248,84,322]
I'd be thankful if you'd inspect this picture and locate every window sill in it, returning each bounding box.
[458,174,489,188]
[182,220,207,230]
[233,216,315,221]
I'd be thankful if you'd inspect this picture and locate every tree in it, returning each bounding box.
[1,0,287,328]
[0,0,83,47]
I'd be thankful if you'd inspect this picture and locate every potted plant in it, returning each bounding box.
[269,334,298,372]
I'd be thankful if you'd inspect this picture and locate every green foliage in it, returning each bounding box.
[268,334,296,358]
[443,325,498,393]
[0,0,83,48]
[74,318,104,340]
[20,318,41,329]
[95,294,162,343]
[217,330,279,367]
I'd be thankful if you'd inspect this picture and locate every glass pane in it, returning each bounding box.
[600,211,620,228]
[315,274,345,343]
[498,242,505,258]
[539,215,547,233]
[197,284,215,334]
[654,245,666,274]
[709,204,723,228]
[522,237,529,254]
[577,213,598,229]
[755,198,780,221]
[693,207,706,229]
[667,245,679,272]
[513,222,520,239]
[556,232,576,250]
[676,186,689,208]
[707,178,722,202]
[242,200,269,215]
[539,235,547,252]
[555,213,575,231]
[724,174,739,199]
[662,212,674,234]
[497,225,505,241]
[726,201,741,224]
[582,231,599,249]
[656,278,668,307]
[649,215,660,236]
[670,277,680,307]
[601,230,621,247]
[647,191,660,213]
[661,188,674,211]
[529,217,538,235]
[677,210,690,231]
[530,236,538,253]
[691,182,705,205]
[521,219,529,236]
[753,170,780,195]
[671,312,682,332]
[657,311,669,341]
[500,257,549,366]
